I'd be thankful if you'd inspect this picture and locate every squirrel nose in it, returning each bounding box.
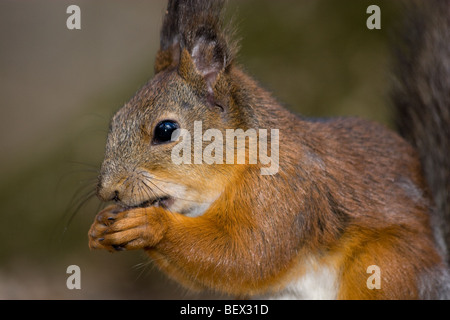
[96,179,121,202]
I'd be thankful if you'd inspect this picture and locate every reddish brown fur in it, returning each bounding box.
[88,0,449,299]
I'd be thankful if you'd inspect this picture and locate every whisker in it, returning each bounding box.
[141,177,199,204]
[55,169,98,194]
[60,188,97,239]
[66,160,101,170]
[140,183,153,202]
[140,179,160,199]
[139,179,159,206]
[132,261,153,282]
[66,180,97,210]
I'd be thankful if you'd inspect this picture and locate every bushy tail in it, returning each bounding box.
[392,0,450,263]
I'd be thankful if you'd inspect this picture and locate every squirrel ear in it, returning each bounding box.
[177,33,231,101]
[156,0,237,100]
[188,33,230,90]
[154,0,181,74]
[178,0,237,101]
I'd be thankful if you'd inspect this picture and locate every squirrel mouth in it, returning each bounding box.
[113,196,175,212]
[134,196,174,210]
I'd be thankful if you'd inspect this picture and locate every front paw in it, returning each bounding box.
[88,205,166,252]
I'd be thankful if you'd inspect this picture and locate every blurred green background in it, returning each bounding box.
[0,0,399,299]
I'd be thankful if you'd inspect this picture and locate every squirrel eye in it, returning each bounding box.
[153,120,179,144]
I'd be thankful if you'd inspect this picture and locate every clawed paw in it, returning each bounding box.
[88,205,166,252]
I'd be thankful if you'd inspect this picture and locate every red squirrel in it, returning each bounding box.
[88,0,450,299]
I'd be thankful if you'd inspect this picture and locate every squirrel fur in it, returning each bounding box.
[89,0,450,299]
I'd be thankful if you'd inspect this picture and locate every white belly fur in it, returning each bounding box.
[259,256,340,300]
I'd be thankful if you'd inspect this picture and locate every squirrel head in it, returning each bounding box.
[97,0,249,216]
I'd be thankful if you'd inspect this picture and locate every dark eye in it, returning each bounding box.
[153,120,180,144]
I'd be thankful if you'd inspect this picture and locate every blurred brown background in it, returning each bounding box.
[0,0,399,299]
